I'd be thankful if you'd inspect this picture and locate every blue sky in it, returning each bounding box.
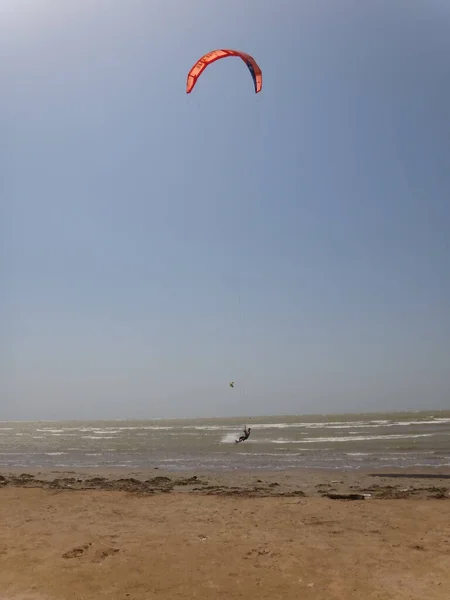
[2,0,449,419]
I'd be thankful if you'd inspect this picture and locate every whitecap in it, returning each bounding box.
[271,433,436,443]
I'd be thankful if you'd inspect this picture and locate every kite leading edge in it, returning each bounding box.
[186,49,262,94]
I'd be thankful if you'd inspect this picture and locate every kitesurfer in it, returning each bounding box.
[236,426,251,444]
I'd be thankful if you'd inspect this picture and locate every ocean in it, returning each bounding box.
[1,410,449,472]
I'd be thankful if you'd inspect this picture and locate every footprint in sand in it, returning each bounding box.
[62,544,119,561]
[92,547,120,562]
[62,543,91,559]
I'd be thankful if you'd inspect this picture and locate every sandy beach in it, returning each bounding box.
[1,468,449,599]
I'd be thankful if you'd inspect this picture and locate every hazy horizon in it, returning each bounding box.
[1,407,450,424]
[3,1,450,420]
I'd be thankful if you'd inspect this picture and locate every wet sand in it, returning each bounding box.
[1,468,449,599]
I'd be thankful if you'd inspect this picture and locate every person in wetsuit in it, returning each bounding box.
[236,426,251,444]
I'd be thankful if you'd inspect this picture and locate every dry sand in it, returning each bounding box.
[1,468,449,599]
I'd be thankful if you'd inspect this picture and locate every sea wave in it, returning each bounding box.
[271,433,437,443]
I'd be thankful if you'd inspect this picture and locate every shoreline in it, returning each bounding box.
[2,466,449,500]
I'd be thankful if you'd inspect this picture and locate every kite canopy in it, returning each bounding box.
[186,49,262,94]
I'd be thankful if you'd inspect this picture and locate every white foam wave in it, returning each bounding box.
[81,436,117,440]
[183,418,450,431]
[347,452,371,456]
[271,433,436,444]
[78,428,120,434]
[36,429,65,433]
[221,433,238,444]
[63,426,172,432]
[112,426,172,431]
[388,419,450,426]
